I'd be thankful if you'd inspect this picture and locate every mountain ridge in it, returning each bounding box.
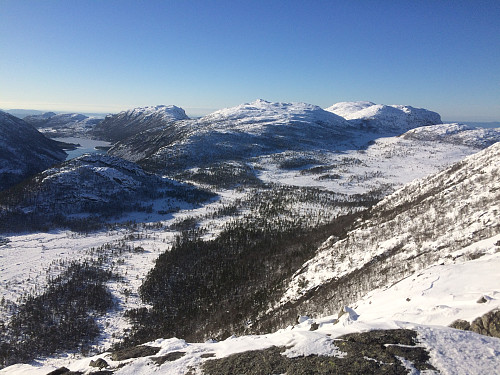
[0,110,66,191]
[93,105,189,142]
[326,100,442,132]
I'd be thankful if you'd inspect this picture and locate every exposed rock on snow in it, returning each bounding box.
[325,101,442,132]
[0,110,66,191]
[451,309,500,339]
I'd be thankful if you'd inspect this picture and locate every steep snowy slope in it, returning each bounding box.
[0,110,66,191]
[275,142,499,319]
[93,105,189,142]
[24,112,102,137]
[326,101,442,132]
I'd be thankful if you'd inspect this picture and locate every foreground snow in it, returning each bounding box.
[3,251,499,374]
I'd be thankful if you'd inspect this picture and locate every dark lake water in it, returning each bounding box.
[54,137,111,160]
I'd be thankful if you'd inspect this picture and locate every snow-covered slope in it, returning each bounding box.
[5,243,500,374]
[93,105,189,142]
[23,112,102,137]
[0,110,66,191]
[109,100,353,173]
[401,122,500,148]
[326,101,442,132]
[278,142,499,311]
[202,99,349,132]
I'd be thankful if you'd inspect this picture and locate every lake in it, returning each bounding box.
[53,137,112,160]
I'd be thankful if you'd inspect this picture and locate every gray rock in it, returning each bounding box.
[470,309,500,338]
[111,345,161,361]
[89,358,108,369]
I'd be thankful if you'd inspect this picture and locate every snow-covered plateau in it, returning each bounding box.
[0,100,499,374]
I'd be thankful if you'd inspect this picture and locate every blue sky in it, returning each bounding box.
[1,0,499,120]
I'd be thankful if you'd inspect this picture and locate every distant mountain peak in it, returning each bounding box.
[325,101,442,132]
[125,105,189,120]
[93,104,189,142]
[202,99,348,126]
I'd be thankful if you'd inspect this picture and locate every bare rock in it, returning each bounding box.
[111,345,161,361]
[470,309,500,338]
[89,358,109,369]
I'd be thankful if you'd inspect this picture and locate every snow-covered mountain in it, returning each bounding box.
[23,112,102,137]
[92,105,189,142]
[202,99,349,130]
[0,110,66,191]
[108,100,446,183]
[325,101,442,132]
[106,100,358,174]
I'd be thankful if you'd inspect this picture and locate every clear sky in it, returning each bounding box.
[1,0,499,120]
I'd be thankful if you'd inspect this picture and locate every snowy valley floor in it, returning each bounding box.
[1,135,499,374]
[2,239,499,374]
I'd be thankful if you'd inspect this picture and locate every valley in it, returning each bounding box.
[0,100,499,374]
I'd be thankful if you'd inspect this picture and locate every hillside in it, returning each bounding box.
[0,110,66,191]
[267,142,499,329]
[2,139,498,375]
[326,101,442,133]
[23,112,102,137]
[92,105,189,142]
[0,154,214,233]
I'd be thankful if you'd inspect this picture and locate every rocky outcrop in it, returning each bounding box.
[202,329,435,375]
[110,345,161,361]
[451,309,500,338]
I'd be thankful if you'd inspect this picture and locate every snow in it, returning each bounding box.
[121,105,189,121]
[1,102,499,374]
[0,230,126,322]
[416,325,500,375]
[280,142,500,305]
[2,224,499,374]
[254,131,478,196]
[325,101,442,132]
[402,122,500,148]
